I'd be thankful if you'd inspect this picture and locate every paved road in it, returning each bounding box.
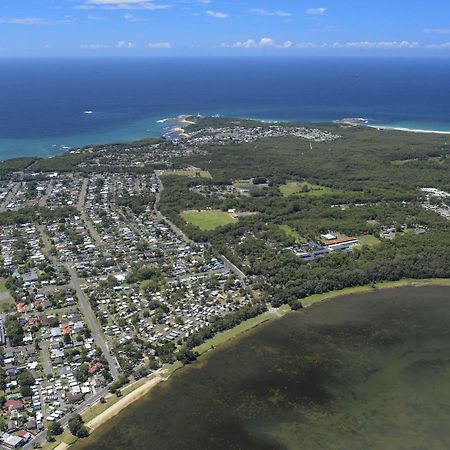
[38,179,54,207]
[66,264,120,380]
[77,178,88,210]
[39,219,119,379]
[218,254,246,280]
[77,178,104,247]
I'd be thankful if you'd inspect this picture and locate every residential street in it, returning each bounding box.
[66,264,120,380]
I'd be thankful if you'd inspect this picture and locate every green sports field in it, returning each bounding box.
[181,210,237,230]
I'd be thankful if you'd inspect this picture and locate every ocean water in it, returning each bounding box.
[1,57,450,159]
[73,286,450,450]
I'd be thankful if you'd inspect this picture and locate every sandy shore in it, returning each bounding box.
[177,115,196,125]
[170,126,189,137]
[54,444,69,450]
[86,376,163,432]
[159,115,196,125]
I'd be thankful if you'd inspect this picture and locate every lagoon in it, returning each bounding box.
[73,285,450,450]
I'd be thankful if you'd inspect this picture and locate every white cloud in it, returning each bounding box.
[259,37,275,47]
[124,13,138,21]
[426,42,450,48]
[0,16,72,25]
[306,7,327,15]
[296,42,318,49]
[87,14,105,20]
[345,40,419,49]
[219,39,450,51]
[81,43,111,49]
[280,40,293,49]
[423,28,450,34]
[250,9,292,17]
[79,0,169,10]
[116,40,137,48]
[220,39,255,49]
[222,38,293,49]
[206,10,228,19]
[0,17,45,25]
[147,41,171,48]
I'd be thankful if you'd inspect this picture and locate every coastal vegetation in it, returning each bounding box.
[0,157,39,174]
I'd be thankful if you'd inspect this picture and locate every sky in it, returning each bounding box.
[1,0,450,56]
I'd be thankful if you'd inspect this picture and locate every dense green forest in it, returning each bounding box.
[160,119,450,305]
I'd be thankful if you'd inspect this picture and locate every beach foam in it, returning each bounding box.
[368,125,450,135]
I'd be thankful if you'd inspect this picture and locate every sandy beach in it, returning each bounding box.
[170,126,189,138]
[159,114,196,125]
[54,443,69,450]
[177,115,196,125]
[86,376,163,432]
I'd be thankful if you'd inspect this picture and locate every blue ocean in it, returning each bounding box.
[0,57,449,159]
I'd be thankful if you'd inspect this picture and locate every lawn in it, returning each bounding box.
[279,181,334,197]
[279,225,305,243]
[0,279,14,312]
[181,210,237,230]
[165,169,212,179]
[355,235,381,248]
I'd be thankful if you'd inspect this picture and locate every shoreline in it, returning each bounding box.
[3,115,450,162]
[86,376,163,432]
[367,124,450,135]
[59,277,450,449]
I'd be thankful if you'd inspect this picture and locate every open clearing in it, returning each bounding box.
[355,235,381,248]
[181,210,237,230]
[280,225,305,243]
[0,279,14,312]
[165,169,212,179]
[279,181,335,197]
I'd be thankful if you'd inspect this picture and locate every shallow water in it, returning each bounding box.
[74,286,450,450]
